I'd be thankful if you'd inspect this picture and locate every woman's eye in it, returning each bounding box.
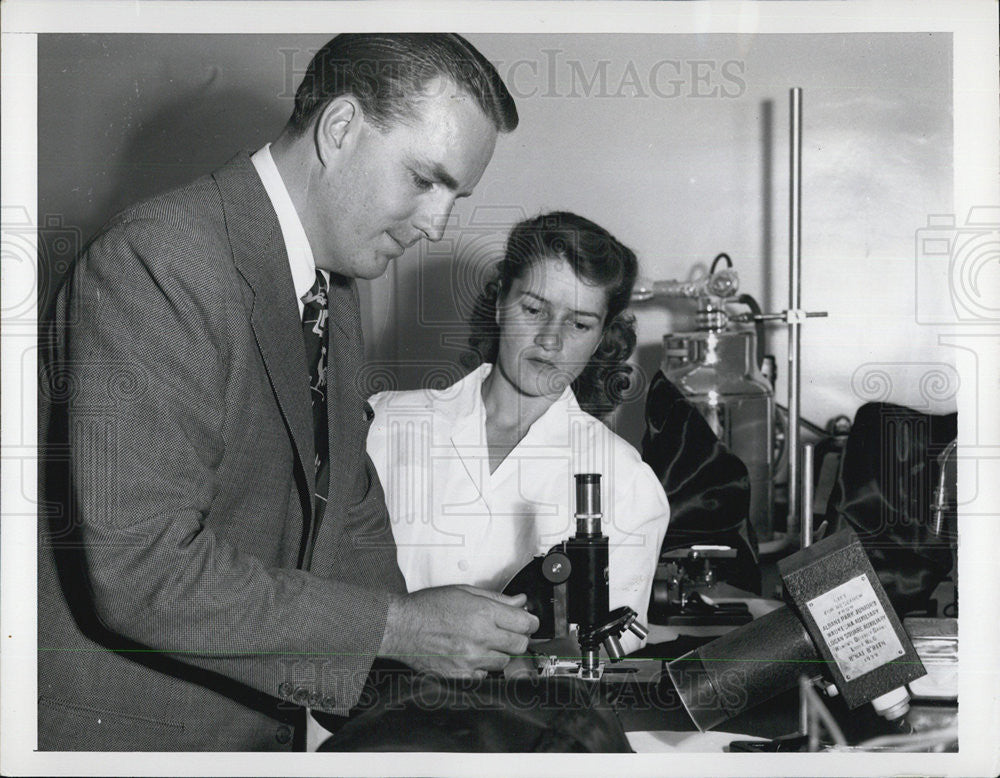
[409,171,433,191]
[521,303,542,316]
[572,321,593,332]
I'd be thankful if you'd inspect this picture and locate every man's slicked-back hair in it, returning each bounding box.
[288,33,518,134]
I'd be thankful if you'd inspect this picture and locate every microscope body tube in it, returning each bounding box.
[667,605,819,732]
[566,536,610,628]
[567,474,609,636]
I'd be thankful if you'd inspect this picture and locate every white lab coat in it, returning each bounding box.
[367,364,670,653]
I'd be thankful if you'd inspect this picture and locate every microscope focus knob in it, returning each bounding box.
[542,551,572,584]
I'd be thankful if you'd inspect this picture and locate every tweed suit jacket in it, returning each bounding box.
[38,152,407,751]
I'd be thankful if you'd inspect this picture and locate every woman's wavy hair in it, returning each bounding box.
[463,211,638,418]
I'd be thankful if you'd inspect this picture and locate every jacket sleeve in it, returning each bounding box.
[50,216,392,716]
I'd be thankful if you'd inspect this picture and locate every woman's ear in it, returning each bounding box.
[595,315,624,359]
[592,331,608,358]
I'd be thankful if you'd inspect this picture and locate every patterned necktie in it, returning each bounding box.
[302,270,329,524]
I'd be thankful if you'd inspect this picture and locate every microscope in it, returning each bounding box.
[503,473,648,680]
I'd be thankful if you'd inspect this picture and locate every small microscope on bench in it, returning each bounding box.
[504,473,648,680]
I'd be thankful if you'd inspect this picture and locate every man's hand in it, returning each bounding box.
[378,585,539,678]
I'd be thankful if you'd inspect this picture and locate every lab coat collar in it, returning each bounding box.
[445,363,580,483]
[437,363,491,431]
[444,364,491,459]
[443,362,579,424]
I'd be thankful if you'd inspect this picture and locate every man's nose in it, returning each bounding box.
[413,193,456,243]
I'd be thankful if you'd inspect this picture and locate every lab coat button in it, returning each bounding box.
[275,724,293,745]
[277,682,294,697]
[458,559,469,571]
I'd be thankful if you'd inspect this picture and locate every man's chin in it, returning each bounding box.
[356,254,395,281]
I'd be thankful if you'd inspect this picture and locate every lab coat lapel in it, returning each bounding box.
[444,367,492,503]
[520,391,581,545]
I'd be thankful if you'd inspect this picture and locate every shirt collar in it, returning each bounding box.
[454,363,579,422]
[250,143,320,316]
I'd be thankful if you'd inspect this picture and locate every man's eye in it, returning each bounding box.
[409,171,434,191]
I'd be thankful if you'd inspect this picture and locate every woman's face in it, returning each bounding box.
[494,254,609,400]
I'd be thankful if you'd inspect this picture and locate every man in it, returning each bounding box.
[38,33,537,751]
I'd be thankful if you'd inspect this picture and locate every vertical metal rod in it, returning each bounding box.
[787,87,803,540]
[802,443,814,549]
[808,703,820,752]
[798,674,810,736]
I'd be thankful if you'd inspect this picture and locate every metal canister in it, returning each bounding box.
[663,329,775,540]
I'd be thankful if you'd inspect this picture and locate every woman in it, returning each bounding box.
[367,211,669,654]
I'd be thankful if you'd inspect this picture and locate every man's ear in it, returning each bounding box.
[314,97,359,167]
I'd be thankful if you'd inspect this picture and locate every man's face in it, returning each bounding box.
[313,78,499,279]
[494,256,609,400]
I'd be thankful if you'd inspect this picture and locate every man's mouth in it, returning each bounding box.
[385,233,407,255]
[388,233,417,251]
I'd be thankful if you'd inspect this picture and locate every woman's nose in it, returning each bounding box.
[534,326,562,352]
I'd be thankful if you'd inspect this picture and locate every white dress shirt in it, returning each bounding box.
[367,363,671,654]
[251,143,325,316]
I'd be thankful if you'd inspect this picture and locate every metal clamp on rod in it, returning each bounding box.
[730,309,828,324]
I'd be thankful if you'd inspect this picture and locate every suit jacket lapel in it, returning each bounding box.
[323,276,364,519]
[212,153,316,500]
